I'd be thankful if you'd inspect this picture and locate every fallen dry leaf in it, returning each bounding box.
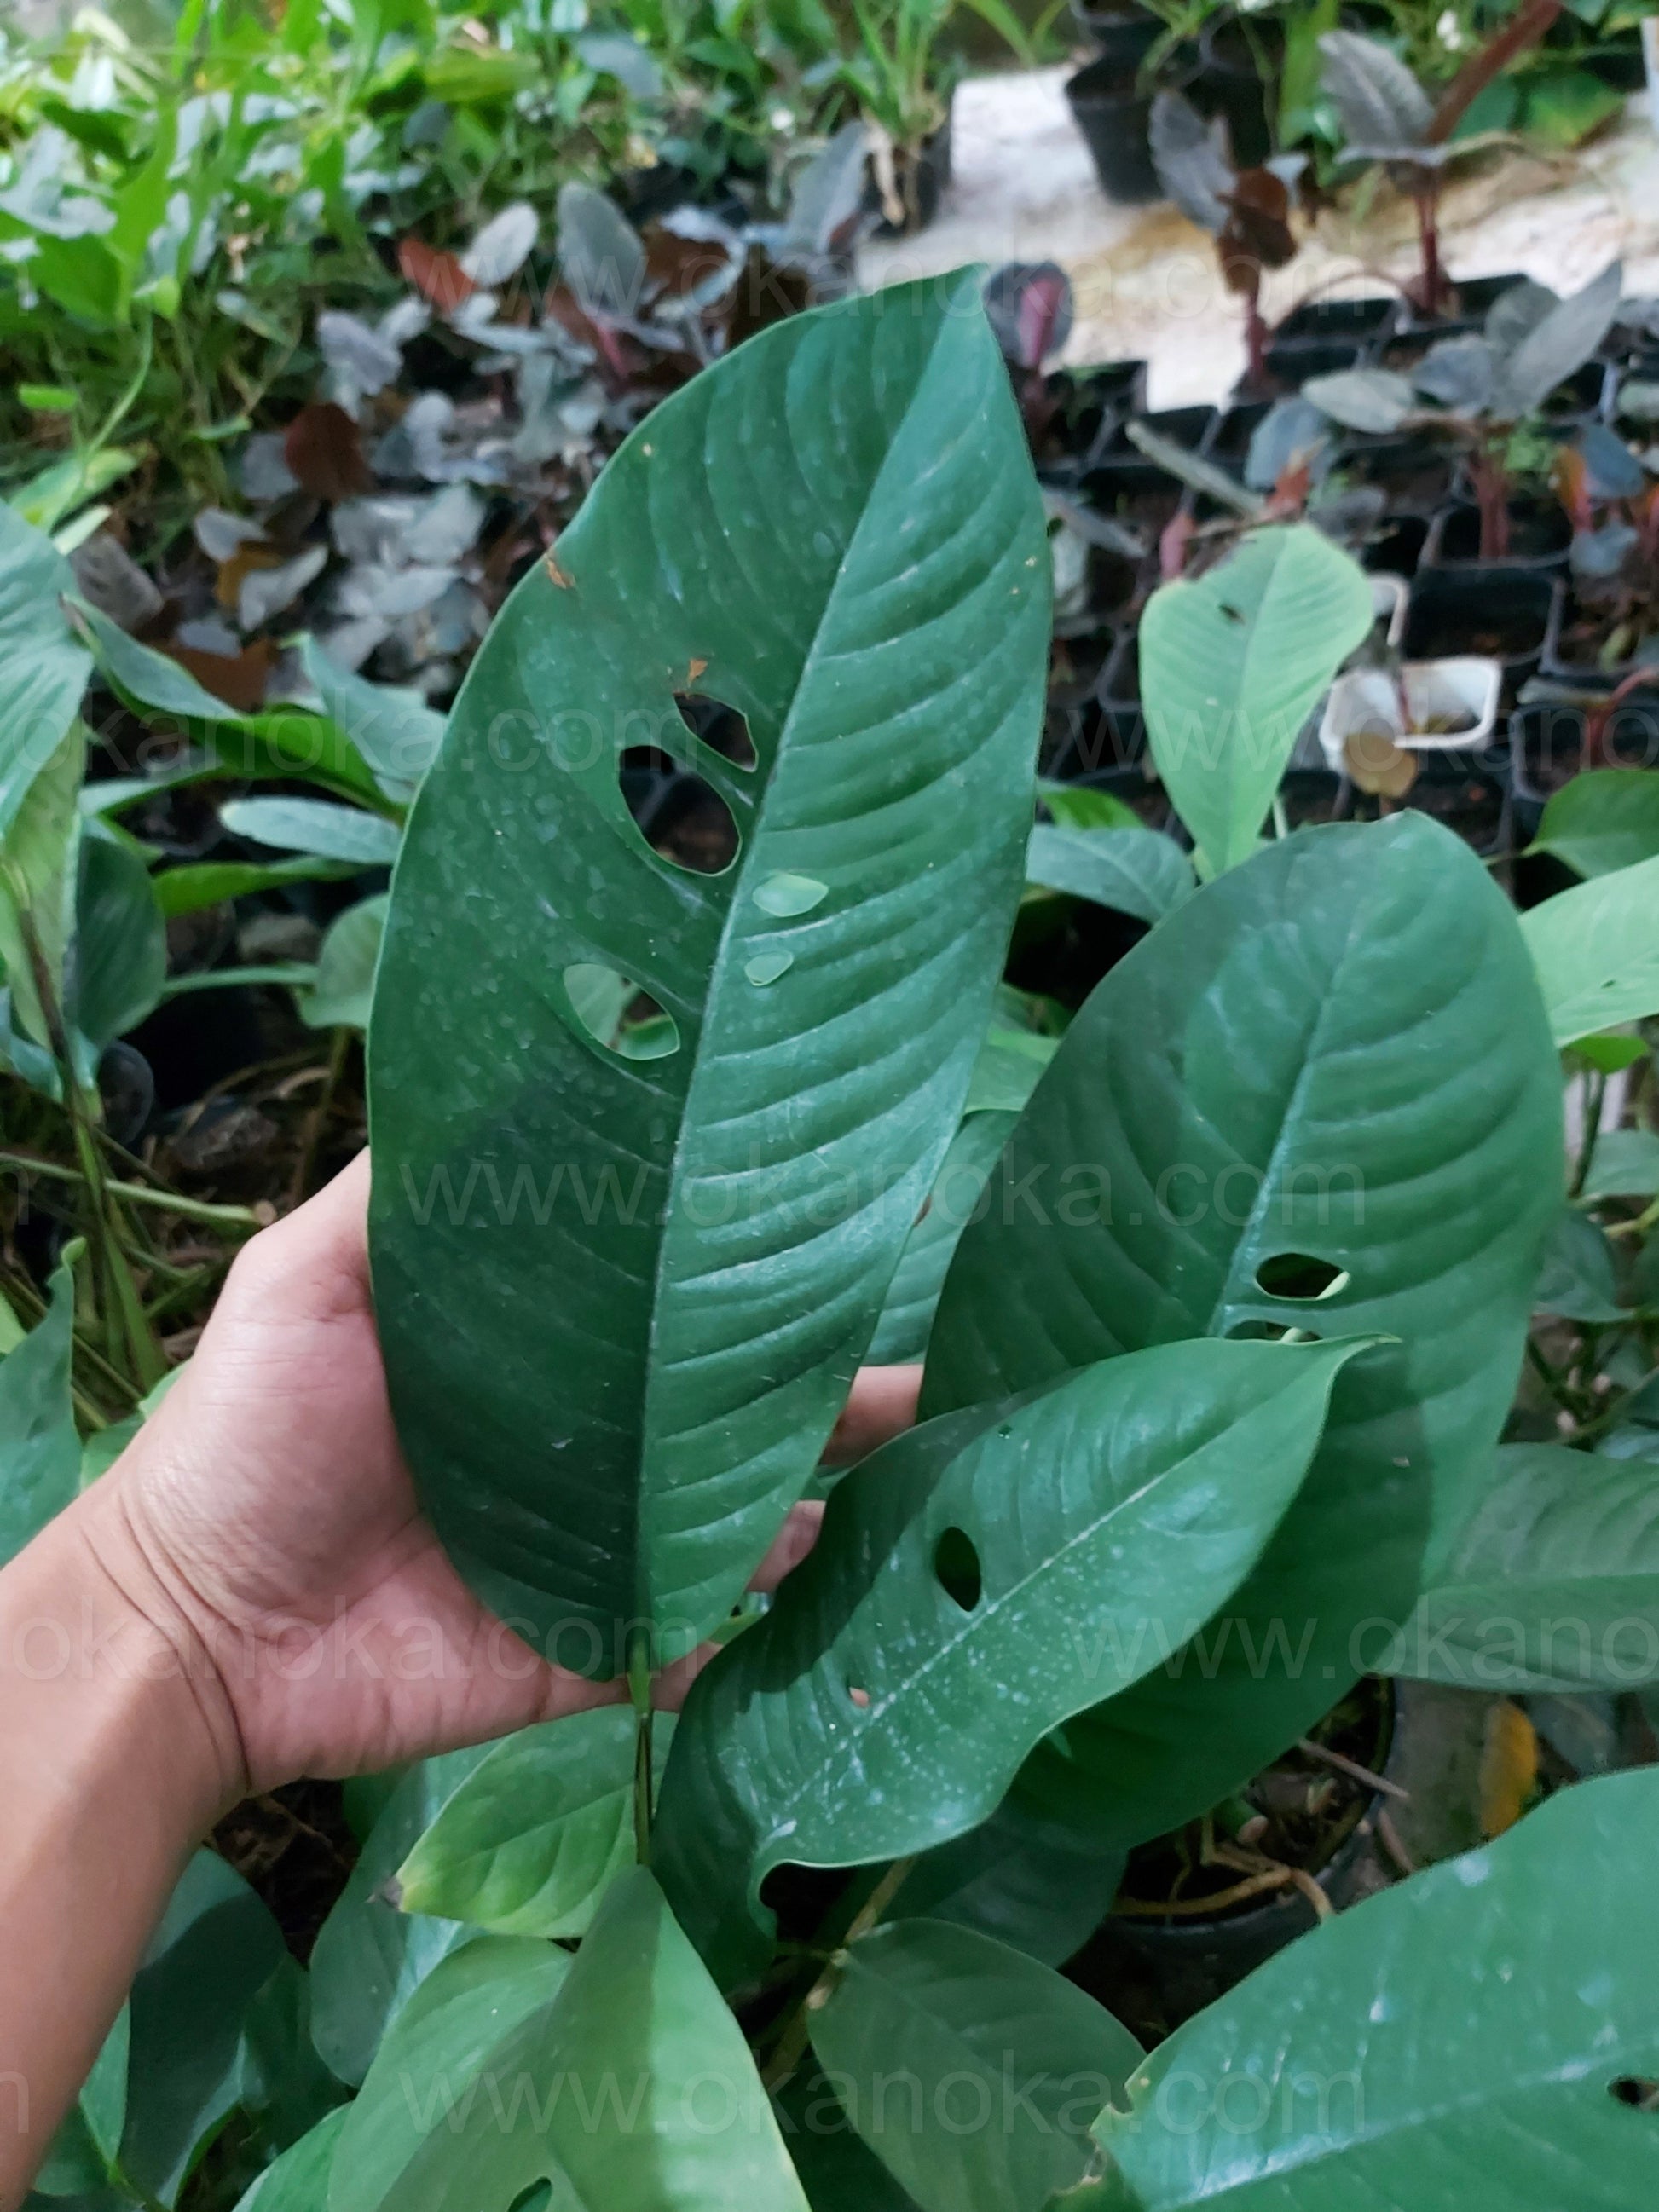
[1344,729,1419,797]
[398,235,477,313]
[284,401,373,503]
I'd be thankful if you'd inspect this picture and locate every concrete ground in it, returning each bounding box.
[859,66,1659,407]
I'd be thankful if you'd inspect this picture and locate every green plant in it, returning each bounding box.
[1318,3,1565,315]
[20,274,1659,2212]
[1301,260,1624,557]
[834,0,1036,182]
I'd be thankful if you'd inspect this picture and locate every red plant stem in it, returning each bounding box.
[1469,441,1511,561]
[1586,666,1659,767]
[1426,0,1564,144]
[1413,184,1448,319]
[1245,282,1269,390]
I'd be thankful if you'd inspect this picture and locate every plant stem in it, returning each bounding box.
[1571,1072,1606,1199]
[0,1152,263,1230]
[627,1626,655,1867]
[760,1856,916,2094]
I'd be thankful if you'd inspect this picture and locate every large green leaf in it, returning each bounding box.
[0,1249,79,1565]
[298,637,445,805]
[394,1707,674,1938]
[0,498,91,838]
[1523,852,1659,1042]
[329,1938,572,2212]
[924,816,1562,1849]
[336,1870,809,2212]
[1530,770,1659,879]
[886,1784,1126,1967]
[777,2071,921,2212]
[1401,1442,1659,1689]
[309,1748,491,2085]
[1062,1768,1659,2210]
[1026,825,1194,925]
[70,600,385,808]
[810,1920,1142,2212]
[1139,527,1373,875]
[867,1111,1016,1366]
[234,2110,349,2212]
[655,1337,1368,1987]
[69,829,167,1073]
[120,1852,287,2206]
[299,894,386,1033]
[0,720,84,1084]
[219,797,402,867]
[367,271,1049,1670]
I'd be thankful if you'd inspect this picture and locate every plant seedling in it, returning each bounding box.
[1303,260,1624,558]
[1319,3,1565,317]
[1149,90,1299,393]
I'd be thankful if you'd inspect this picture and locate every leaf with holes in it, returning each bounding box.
[922,817,1561,1851]
[1522,851,1659,1042]
[810,1920,1142,2212]
[1139,527,1373,874]
[655,1336,1368,1987]
[367,271,1049,1670]
[1060,1769,1659,2211]
[1402,1444,1659,1690]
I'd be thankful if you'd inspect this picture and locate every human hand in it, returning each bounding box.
[76,1152,920,1807]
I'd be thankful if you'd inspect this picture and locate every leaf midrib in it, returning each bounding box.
[633,305,968,1621]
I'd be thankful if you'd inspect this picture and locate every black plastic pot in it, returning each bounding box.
[1279,765,1347,827]
[1208,400,1271,475]
[1038,359,1150,473]
[1509,699,1659,839]
[1070,3,1163,66]
[1348,752,1512,856]
[1424,500,1573,570]
[1334,435,1459,517]
[1398,270,1528,332]
[1362,512,1431,578]
[1542,586,1659,690]
[1066,52,1164,205]
[1402,567,1562,696]
[1261,336,1364,390]
[1053,627,1159,792]
[1275,293,1398,347]
[1082,406,1219,523]
[1189,17,1281,170]
[1069,1684,1396,2041]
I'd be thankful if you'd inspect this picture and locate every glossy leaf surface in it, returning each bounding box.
[925,817,1561,1847]
[656,1337,1366,1986]
[0,498,90,836]
[1067,1770,1659,2210]
[395,1707,674,1938]
[1522,852,1659,1042]
[811,1919,1142,2212]
[0,1249,79,1565]
[1404,1443,1659,1689]
[1139,528,1373,875]
[369,272,1049,1666]
[337,1871,809,2212]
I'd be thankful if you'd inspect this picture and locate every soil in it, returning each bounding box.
[214,1781,360,1962]
[1349,767,1508,850]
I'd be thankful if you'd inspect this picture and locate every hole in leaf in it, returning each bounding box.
[1611,2079,1659,2111]
[676,691,756,770]
[508,2186,556,2212]
[1224,1319,1323,1344]
[934,1526,983,1612]
[847,1684,871,1711]
[562,964,680,1061]
[1253,1253,1349,1302]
